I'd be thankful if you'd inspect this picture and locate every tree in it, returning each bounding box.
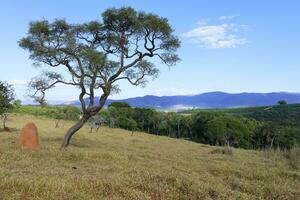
[19,7,180,147]
[191,112,218,142]
[13,99,22,109]
[117,116,138,132]
[202,116,250,147]
[180,115,193,139]
[28,78,48,106]
[0,81,14,130]
[256,122,281,149]
[278,100,287,105]
[108,102,130,108]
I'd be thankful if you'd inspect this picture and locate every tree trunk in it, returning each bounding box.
[61,114,90,148]
[269,135,276,150]
[177,120,180,138]
[55,120,60,128]
[3,114,8,129]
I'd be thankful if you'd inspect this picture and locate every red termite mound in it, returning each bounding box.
[19,123,40,150]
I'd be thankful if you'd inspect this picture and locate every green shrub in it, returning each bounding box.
[13,105,81,121]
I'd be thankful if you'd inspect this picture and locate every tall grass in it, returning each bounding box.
[264,146,300,169]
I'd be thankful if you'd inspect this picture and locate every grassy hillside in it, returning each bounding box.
[181,103,300,127]
[0,115,299,200]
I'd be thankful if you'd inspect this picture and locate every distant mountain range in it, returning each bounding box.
[62,92,300,110]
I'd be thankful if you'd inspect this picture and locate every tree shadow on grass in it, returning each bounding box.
[70,138,99,148]
[0,127,19,133]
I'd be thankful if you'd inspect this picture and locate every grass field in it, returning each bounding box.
[0,115,299,200]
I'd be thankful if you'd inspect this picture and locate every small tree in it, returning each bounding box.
[52,109,66,128]
[0,81,15,130]
[28,78,48,106]
[88,115,107,133]
[19,7,180,147]
[278,100,287,105]
[13,99,22,109]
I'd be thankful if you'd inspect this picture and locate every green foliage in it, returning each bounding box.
[278,100,287,105]
[0,81,14,115]
[108,102,131,108]
[204,116,251,147]
[181,103,300,128]
[117,116,138,131]
[13,105,81,121]
[105,105,300,149]
[253,123,300,149]
[13,99,22,109]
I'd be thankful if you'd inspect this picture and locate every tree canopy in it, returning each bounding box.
[278,100,287,105]
[108,102,131,108]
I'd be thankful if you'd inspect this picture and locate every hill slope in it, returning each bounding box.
[65,92,300,110]
[0,115,299,199]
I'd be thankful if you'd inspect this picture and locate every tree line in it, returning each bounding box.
[92,102,300,150]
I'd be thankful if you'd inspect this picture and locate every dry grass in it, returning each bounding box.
[264,147,300,170]
[285,147,300,169]
[210,145,233,156]
[0,114,299,200]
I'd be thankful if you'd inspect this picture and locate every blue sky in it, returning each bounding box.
[0,0,300,101]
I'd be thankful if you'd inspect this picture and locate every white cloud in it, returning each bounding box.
[181,16,248,48]
[219,15,240,20]
[10,79,28,86]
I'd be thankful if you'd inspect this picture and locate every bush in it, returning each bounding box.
[13,105,81,121]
